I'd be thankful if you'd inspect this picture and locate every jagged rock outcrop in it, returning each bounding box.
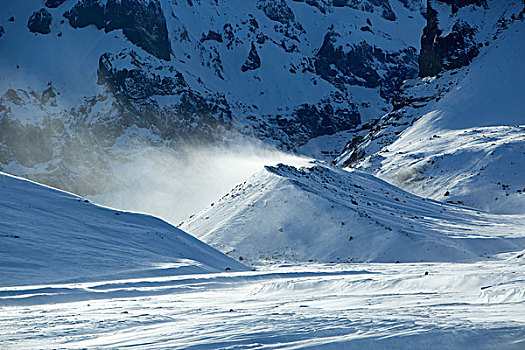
[290,102,360,140]
[201,30,223,43]
[44,0,67,8]
[97,53,187,100]
[241,42,262,72]
[258,0,297,26]
[95,51,233,138]
[27,9,52,35]
[418,0,480,77]
[65,0,171,61]
[315,33,418,99]
[437,0,487,13]
[418,1,441,77]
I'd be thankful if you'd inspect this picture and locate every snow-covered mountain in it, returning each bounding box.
[336,0,525,214]
[0,0,427,195]
[181,161,525,265]
[1,0,522,211]
[0,171,247,287]
[1,0,522,253]
[2,1,525,348]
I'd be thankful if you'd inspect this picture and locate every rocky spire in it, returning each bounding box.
[418,0,442,77]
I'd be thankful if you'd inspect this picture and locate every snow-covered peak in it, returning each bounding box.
[181,161,525,265]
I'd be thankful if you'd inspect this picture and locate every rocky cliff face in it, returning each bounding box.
[315,33,418,98]
[418,0,481,77]
[65,0,171,60]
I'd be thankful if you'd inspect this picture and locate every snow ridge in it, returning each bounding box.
[181,161,525,265]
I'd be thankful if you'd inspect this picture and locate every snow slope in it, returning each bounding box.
[181,161,525,265]
[336,4,525,214]
[0,172,247,287]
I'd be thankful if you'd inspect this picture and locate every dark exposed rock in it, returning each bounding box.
[97,53,187,100]
[27,9,52,35]
[439,21,479,71]
[65,0,171,61]
[332,0,396,21]
[66,0,104,29]
[437,0,487,13]
[315,32,418,98]
[0,26,4,38]
[201,30,223,43]
[93,51,233,145]
[293,103,360,138]
[360,25,374,33]
[418,1,441,77]
[418,0,479,77]
[258,0,296,25]
[44,0,67,8]
[291,0,328,14]
[268,102,360,145]
[258,0,305,33]
[249,16,260,29]
[241,42,261,72]
[398,0,425,12]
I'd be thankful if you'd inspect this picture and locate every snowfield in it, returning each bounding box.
[1,167,525,349]
[1,262,524,349]
[1,0,524,348]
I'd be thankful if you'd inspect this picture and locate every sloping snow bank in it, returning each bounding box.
[0,172,247,287]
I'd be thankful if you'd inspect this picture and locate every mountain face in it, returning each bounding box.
[336,0,525,214]
[178,0,525,263]
[0,0,523,209]
[0,0,426,195]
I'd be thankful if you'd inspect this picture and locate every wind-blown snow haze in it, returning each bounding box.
[89,144,309,225]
